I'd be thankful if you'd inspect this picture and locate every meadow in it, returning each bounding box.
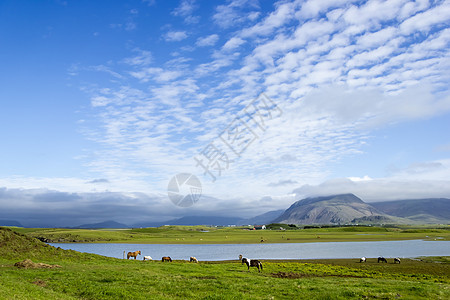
[1,226,449,299]
[12,224,450,244]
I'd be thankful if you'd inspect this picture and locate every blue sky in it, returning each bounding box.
[0,0,449,226]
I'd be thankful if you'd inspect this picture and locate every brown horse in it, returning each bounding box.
[162,256,172,262]
[127,250,141,260]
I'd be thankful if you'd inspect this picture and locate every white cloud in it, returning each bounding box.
[222,37,245,51]
[172,0,199,23]
[213,0,260,28]
[400,0,450,34]
[164,31,188,42]
[196,34,219,47]
[123,49,152,66]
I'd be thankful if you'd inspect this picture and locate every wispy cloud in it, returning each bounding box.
[213,0,260,28]
[172,0,200,23]
[196,34,219,47]
[164,31,188,42]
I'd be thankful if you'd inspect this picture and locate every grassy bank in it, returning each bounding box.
[12,224,450,244]
[1,227,449,299]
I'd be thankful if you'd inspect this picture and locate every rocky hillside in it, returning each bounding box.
[273,194,386,225]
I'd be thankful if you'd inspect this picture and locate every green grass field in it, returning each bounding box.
[1,226,449,299]
[11,224,450,244]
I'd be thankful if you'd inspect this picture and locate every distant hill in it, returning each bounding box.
[134,216,243,227]
[238,210,285,226]
[273,194,386,225]
[371,198,450,224]
[74,220,129,229]
[0,220,23,227]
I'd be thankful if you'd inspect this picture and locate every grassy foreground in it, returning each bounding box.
[12,224,450,244]
[1,227,449,299]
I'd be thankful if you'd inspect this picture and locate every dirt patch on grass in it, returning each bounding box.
[14,259,61,269]
[32,279,47,287]
[193,276,217,280]
[271,272,311,279]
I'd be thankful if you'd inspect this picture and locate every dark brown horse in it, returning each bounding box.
[242,258,263,272]
[127,250,141,260]
[162,256,172,262]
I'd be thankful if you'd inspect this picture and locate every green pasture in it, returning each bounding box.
[1,227,449,299]
[12,224,450,244]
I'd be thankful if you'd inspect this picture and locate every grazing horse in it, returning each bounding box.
[394,257,401,264]
[162,256,172,262]
[190,257,198,263]
[238,254,243,261]
[360,257,366,263]
[242,258,263,272]
[378,256,387,263]
[127,250,141,260]
[143,256,152,261]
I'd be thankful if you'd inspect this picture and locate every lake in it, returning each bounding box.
[51,240,450,261]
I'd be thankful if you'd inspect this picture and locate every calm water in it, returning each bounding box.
[51,240,450,261]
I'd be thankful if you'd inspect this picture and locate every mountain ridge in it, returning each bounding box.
[274,194,387,225]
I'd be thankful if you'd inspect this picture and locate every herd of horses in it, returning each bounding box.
[125,251,401,271]
[360,256,401,264]
[124,251,262,271]
[124,251,197,264]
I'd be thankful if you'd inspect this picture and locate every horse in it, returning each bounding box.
[360,257,366,263]
[394,257,401,264]
[190,257,198,263]
[127,250,141,260]
[378,256,387,263]
[242,258,263,272]
[143,256,152,261]
[162,256,172,262]
[238,254,243,261]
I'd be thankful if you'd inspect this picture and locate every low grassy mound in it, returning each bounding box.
[0,227,110,264]
[0,226,60,260]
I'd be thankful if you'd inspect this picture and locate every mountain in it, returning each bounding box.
[273,194,385,225]
[134,216,243,227]
[238,210,285,225]
[74,220,129,229]
[0,220,23,227]
[371,198,450,224]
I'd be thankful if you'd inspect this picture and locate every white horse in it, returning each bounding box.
[360,257,366,263]
[143,256,152,261]
[394,257,401,264]
[190,256,198,263]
